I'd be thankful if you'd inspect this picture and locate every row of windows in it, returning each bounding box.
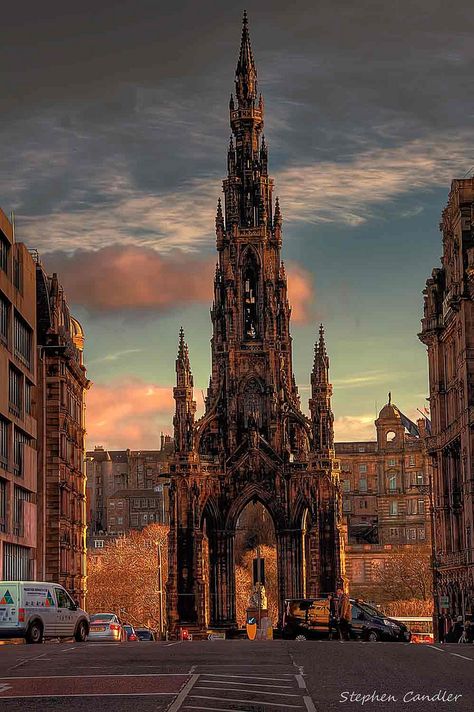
[0,233,8,274]
[0,416,33,476]
[342,471,425,494]
[389,526,426,540]
[14,312,32,368]
[346,500,426,516]
[8,366,33,419]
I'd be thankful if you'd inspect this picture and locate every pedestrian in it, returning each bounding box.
[328,594,337,641]
[448,616,464,643]
[335,586,351,641]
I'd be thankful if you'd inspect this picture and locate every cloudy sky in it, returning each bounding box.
[2,1,473,449]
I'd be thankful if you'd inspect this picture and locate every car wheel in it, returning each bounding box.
[74,621,88,642]
[367,630,380,642]
[295,634,307,641]
[26,620,43,644]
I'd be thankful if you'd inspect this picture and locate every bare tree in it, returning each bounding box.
[87,524,168,631]
[375,545,432,602]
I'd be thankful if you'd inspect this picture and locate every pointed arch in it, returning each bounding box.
[225,482,287,533]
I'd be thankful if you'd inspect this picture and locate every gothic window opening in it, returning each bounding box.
[243,259,259,340]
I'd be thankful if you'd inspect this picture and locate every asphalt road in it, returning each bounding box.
[0,640,472,712]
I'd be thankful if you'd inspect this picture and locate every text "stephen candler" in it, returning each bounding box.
[340,690,463,705]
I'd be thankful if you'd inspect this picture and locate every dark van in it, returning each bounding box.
[282,597,411,642]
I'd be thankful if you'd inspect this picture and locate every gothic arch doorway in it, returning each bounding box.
[234,500,278,627]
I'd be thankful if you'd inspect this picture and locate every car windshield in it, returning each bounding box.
[137,630,152,639]
[90,614,115,622]
[124,625,133,632]
[358,602,384,618]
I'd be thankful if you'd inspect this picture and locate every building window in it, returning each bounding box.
[418,499,425,514]
[342,479,351,492]
[13,255,22,291]
[13,313,32,368]
[390,527,399,537]
[418,528,426,540]
[0,292,8,344]
[416,471,424,486]
[131,514,139,527]
[0,233,8,274]
[342,499,351,513]
[142,514,148,523]
[109,501,115,508]
[409,455,415,466]
[358,447,365,453]
[25,381,33,416]
[117,500,123,509]
[117,516,123,525]
[13,486,32,536]
[359,477,367,492]
[389,474,397,491]
[13,428,30,476]
[359,499,368,509]
[2,542,31,580]
[149,513,154,521]
[94,540,104,549]
[359,464,367,474]
[388,458,396,467]
[389,501,398,516]
[0,478,7,532]
[9,366,22,416]
[409,528,416,540]
[133,498,140,508]
[0,417,8,467]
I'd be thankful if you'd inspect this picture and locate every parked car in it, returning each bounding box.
[123,623,138,641]
[282,597,411,642]
[88,613,126,642]
[0,581,89,644]
[135,627,156,641]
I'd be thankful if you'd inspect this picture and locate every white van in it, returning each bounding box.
[0,581,89,644]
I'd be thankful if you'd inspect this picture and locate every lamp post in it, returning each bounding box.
[157,541,164,640]
[414,468,439,641]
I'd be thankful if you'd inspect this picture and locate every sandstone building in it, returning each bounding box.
[335,399,431,601]
[419,177,474,621]
[166,14,344,635]
[0,208,38,580]
[86,439,172,549]
[34,258,90,606]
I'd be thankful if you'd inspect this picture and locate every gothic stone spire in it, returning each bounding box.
[310,323,334,451]
[173,327,196,453]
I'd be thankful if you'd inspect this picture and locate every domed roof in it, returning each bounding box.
[378,394,400,421]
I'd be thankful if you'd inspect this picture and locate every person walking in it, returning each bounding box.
[335,586,351,641]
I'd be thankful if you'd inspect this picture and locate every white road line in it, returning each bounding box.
[61,646,77,652]
[194,686,300,697]
[427,645,445,653]
[183,707,254,712]
[450,653,473,661]
[295,674,306,689]
[200,679,292,688]
[167,674,200,712]
[166,642,183,647]
[304,694,317,712]
[190,696,303,709]
[0,673,189,680]
[198,673,294,681]
[0,693,176,699]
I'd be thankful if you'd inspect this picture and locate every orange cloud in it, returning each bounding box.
[86,377,205,450]
[46,246,214,313]
[286,263,315,323]
[46,246,315,321]
[86,378,175,450]
[334,414,375,442]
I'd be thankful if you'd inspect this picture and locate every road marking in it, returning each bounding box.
[8,652,48,671]
[194,686,300,697]
[0,693,176,699]
[304,695,317,712]
[189,696,303,709]
[166,642,183,646]
[184,708,255,712]
[296,674,306,689]
[198,673,294,681]
[200,679,292,688]
[0,685,12,694]
[0,673,188,680]
[427,645,445,653]
[61,646,77,651]
[167,674,200,712]
[450,653,473,661]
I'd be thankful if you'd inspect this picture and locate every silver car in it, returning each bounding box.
[88,613,125,642]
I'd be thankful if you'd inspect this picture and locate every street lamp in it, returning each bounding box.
[413,470,439,640]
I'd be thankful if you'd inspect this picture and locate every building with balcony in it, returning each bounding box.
[335,399,431,601]
[0,208,38,580]
[35,260,90,607]
[419,177,474,621]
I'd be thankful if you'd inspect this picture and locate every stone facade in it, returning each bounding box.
[166,14,344,635]
[85,438,172,541]
[335,400,431,600]
[35,261,89,607]
[0,208,38,580]
[419,177,474,621]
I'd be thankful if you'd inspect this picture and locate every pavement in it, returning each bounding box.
[0,640,472,712]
